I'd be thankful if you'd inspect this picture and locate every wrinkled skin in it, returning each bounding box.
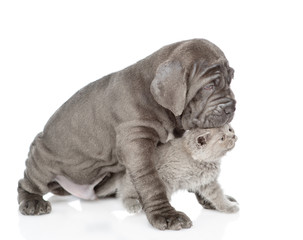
[17,39,236,230]
[181,62,235,130]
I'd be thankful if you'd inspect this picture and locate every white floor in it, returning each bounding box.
[5,184,303,240]
[13,192,241,240]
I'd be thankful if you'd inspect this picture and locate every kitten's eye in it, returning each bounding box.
[220,135,226,141]
[229,128,233,132]
[203,84,215,91]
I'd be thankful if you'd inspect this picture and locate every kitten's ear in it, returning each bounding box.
[196,132,210,147]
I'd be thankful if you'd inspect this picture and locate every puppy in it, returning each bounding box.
[18,39,236,230]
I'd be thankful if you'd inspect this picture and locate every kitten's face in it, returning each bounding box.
[184,124,237,162]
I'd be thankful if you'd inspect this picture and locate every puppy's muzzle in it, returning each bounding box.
[219,99,236,115]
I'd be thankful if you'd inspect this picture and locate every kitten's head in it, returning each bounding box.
[183,124,237,162]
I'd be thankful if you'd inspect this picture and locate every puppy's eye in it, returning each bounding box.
[229,128,233,132]
[220,135,226,141]
[215,78,220,86]
[203,84,215,90]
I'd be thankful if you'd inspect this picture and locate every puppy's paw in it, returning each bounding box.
[147,210,192,230]
[123,198,142,213]
[19,199,51,215]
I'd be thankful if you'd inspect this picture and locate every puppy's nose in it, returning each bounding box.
[224,100,236,114]
[232,135,238,141]
[224,106,234,114]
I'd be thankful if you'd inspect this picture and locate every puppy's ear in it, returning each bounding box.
[150,60,187,116]
[196,132,210,147]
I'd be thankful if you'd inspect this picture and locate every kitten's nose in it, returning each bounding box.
[232,135,238,141]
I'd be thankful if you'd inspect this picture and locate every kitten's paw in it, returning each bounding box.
[226,195,238,203]
[123,198,142,213]
[225,204,239,213]
[19,199,51,215]
[218,203,239,213]
[147,210,192,230]
[195,194,216,210]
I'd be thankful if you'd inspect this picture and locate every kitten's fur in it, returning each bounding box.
[119,124,239,214]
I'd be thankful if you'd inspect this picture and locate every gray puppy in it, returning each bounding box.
[18,39,236,230]
[119,124,239,222]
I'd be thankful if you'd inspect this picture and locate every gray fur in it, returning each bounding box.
[119,124,239,215]
[17,39,236,230]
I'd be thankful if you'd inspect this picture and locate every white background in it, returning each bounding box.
[1,0,303,239]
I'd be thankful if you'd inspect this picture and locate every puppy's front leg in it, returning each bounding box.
[196,181,239,213]
[116,124,192,230]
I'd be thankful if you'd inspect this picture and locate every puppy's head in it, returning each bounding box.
[150,39,236,130]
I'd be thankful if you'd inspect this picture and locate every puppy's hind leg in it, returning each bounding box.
[17,133,54,215]
[18,183,52,215]
[47,181,71,196]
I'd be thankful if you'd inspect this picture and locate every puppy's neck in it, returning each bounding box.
[175,115,183,129]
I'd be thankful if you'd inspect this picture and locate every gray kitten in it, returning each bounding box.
[119,124,239,214]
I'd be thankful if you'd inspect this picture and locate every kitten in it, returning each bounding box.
[119,124,239,214]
